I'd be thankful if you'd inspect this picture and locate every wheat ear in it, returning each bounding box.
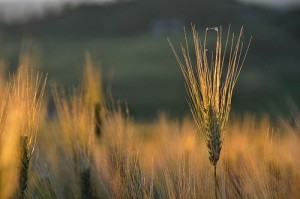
[19,135,30,199]
[169,25,251,198]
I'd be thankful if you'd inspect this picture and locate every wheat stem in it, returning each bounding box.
[80,167,92,199]
[214,165,218,199]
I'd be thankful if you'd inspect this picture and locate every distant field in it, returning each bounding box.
[1,31,299,118]
[1,2,300,199]
[1,1,300,118]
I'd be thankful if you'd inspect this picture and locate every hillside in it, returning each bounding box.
[0,0,299,118]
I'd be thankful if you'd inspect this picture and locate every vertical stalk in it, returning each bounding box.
[214,165,218,199]
[80,167,91,199]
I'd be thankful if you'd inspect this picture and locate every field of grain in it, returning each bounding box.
[0,25,299,199]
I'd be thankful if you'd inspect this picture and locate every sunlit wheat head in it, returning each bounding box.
[169,25,251,167]
[83,52,106,110]
[0,66,46,198]
[52,86,93,162]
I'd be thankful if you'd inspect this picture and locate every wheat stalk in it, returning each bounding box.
[80,167,92,199]
[169,25,251,198]
[52,54,106,198]
[0,66,47,199]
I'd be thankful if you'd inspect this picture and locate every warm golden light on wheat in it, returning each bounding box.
[0,27,299,199]
[169,25,251,198]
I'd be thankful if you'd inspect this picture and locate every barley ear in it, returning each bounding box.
[169,25,251,199]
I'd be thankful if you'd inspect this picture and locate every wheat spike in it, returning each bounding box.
[169,25,251,166]
[19,135,30,199]
[169,25,251,198]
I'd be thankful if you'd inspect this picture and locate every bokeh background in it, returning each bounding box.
[0,0,299,119]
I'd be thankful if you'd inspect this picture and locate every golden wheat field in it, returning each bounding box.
[0,26,299,199]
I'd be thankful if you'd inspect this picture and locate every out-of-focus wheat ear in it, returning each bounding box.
[18,135,30,199]
[94,102,102,137]
[80,167,92,199]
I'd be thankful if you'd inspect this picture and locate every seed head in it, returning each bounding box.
[169,25,251,166]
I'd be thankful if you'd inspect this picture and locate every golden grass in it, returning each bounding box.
[169,25,251,198]
[0,69,299,198]
[50,54,106,198]
[0,66,46,198]
[0,32,299,199]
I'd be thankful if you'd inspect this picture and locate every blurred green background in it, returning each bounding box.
[0,0,300,119]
